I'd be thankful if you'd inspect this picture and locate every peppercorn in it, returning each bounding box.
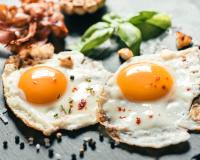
[15,136,20,144]
[99,133,104,142]
[83,141,87,151]
[48,149,54,158]
[20,142,25,149]
[3,141,8,149]
[70,75,75,81]
[71,154,76,160]
[109,139,115,149]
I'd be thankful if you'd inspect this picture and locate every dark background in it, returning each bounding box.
[1,0,200,160]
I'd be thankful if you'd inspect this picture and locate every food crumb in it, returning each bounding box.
[55,153,61,160]
[28,137,34,145]
[36,144,40,153]
[79,147,84,158]
[44,138,50,148]
[56,132,62,142]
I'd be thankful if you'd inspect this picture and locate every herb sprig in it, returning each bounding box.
[77,11,171,56]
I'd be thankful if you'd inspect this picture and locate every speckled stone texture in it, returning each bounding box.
[0,0,200,160]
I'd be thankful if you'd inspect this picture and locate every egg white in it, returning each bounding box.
[2,51,111,135]
[98,47,200,148]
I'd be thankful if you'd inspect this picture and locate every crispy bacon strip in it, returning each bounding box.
[0,0,68,53]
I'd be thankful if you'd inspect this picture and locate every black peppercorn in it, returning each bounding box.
[70,75,75,81]
[3,141,8,149]
[48,149,54,158]
[83,141,87,151]
[71,154,76,160]
[20,142,25,149]
[109,139,115,149]
[99,133,104,142]
[15,136,20,144]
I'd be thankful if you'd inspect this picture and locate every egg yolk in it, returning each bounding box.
[117,63,173,102]
[18,66,67,104]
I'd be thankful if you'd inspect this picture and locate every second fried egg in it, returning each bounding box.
[98,47,200,148]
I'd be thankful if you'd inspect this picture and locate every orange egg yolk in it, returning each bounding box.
[18,66,67,104]
[117,63,173,102]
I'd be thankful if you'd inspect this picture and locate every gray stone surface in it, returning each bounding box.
[0,0,200,160]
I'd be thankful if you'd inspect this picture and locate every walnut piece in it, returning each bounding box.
[117,48,134,61]
[59,56,73,68]
[189,104,200,122]
[176,31,192,50]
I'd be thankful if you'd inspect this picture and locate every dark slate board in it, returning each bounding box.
[1,0,200,160]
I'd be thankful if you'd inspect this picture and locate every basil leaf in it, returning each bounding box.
[129,11,157,25]
[117,22,142,55]
[135,23,164,40]
[128,11,171,40]
[80,27,114,54]
[81,22,110,41]
[147,13,171,29]
[102,13,123,24]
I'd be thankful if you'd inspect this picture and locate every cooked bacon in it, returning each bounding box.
[0,0,68,53]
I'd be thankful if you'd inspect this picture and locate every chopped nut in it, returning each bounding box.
[56,132,62,142]
[189,104,200,122]
[176,31,192,50]
[28,137,34,145]
[59,56,73,68]
[117,48,134,61]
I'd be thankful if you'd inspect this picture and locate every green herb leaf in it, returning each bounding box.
[80,27,114,54]
[53,113,58,118]
[102,13,123,24]
[81,22,110,41]
[128,11,171,40]
[147,13,171,29]
[117,22,142,55]
[128,11,157,25]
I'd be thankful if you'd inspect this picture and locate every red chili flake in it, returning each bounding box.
[149,115,153,119]
[118,107,122,112]
[72,87,78,92]
[135,117,141,125]
[162,85,166,90]
[155,76,160,81]
[119,116,126,119]
[78,99,87,110]
[187,88,191,91]
[117,107,125,112]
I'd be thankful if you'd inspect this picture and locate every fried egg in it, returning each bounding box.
[2,51,111,135]
[98,47,200,148]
